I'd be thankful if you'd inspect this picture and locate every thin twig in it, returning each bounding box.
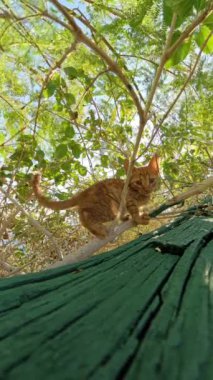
[0,260,18,273]
[77,68,109,108]
[120,54,178,76]
[34,39,78,133]
[156,31,213,128]
[0,188,63,260]
[167,176,213,206]
[82,0,124,18]
[0,127,26,147]
[138,30,213,160]
[145,13,177,116]
[165,5,213,60]
[0,209,19,238]
[49,0,145,123]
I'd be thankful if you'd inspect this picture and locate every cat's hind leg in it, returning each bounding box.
[79,209,108,239]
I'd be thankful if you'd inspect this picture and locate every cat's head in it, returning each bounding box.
[124,155,160,194]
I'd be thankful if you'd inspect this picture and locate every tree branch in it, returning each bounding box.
[0,188,63,260]
[0,126,26,147]
[115,13,177,220]
[156,30,213,127]
[49,0,145,123]
[47,176,213,269]
[34,39,78,133]
[82,0,124,18]
[138,30,213,159]
[144,13,177,116]
[0,260,18,274]
[166,176,213,206]
[165,5,213,60]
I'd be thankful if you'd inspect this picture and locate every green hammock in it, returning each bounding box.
[0,200,212,380]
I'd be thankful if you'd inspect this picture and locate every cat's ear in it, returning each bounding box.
[148,154,160,175]
[124,159,129,173]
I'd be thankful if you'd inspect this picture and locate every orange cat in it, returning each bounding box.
[32,155,160,238]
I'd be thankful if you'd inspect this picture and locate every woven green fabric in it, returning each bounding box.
[0,202,212,380]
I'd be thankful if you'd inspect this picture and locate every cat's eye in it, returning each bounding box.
[150,178,155,184]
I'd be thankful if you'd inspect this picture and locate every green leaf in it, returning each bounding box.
[17,134,33,143]
[116,168,125,177]
[163,0,195,26]
[64,66,78,80]
[101,155,109,168]
[54,173,65,185]
[44,79,58,98]
[69,141,81,158]
[55,144,68,159]
[0,133,5,144]
[163,2,174,26]
[77,164,87,176]
[194,0,208,11]
[61,162,71,171]
[54,192,69,200]
[204,13,213,29]
[165,0,194,16]
[195,26,213,54]
[65,125,75,138]
[165,38,191,68]
[35,149,45,161]
[64,93,75,105]
[9,149,22,161]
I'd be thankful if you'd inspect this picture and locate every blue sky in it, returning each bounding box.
[60,0,87,13]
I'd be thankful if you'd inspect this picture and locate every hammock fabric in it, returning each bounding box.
[0,201,212,380]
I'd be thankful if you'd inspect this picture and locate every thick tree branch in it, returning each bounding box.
[115,13,177,220]
[47,176,213,268]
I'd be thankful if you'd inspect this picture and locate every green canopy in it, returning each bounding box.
[0,201,212,380]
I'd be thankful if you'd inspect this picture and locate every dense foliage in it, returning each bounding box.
[0,0,212,275]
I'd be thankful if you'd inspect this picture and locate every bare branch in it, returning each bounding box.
[167,176,213,206]
[47,176,213,268]
[120,54,178,77]
[0,188,63,260]
[0,127,26,147]
[116,13,177,220]
[145,13,177,116]
[0,209,19,238]
[0,260,17,273]
[47,219,135,268]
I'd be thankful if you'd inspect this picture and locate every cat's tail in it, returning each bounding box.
[32,173,80,210]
